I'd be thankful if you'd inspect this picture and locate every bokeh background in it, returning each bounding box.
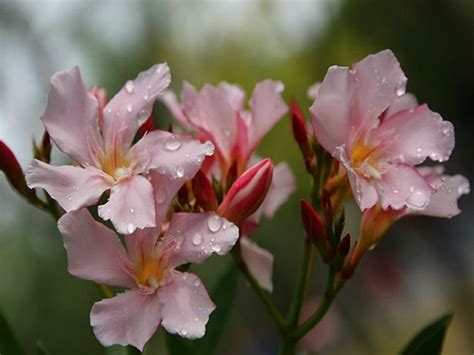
[1,1,473,354]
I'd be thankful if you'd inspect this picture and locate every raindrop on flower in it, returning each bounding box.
[182,272,189,280]
[126,103,133,112]
[127,223,135,234]
[179,328,188,336]
[176,165,185,178]
[193,279,201,287]
[208,215,222,232]
[211,243,222,253]
[407,189,429,208]
[156,188,167,204]
[130,208,135,214]
[143,93,149,101]
[163,135,182,151]
[125,80,134,93]
[192,233,203,246]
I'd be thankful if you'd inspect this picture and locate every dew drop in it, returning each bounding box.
[447,187,453,193]
[193,279,201,287]
[182,272,189,280]
[127,223,135,234]
[179,328,188,336]
[125,80,134,93]
[157,165,166,174]
[126,102,133,112]
[407,190,429,209]
[198,306,203,311]
[192,233,203,246]
[392,188,400,194]
[176,165,185,178]
[164,135,182,151]
[156,188,167,204]
[66,195,72,201]
[194,317,199,322]
[211,243,222,253]
[396,86,405,97]
[143,93,149,101]
[458,183,470,195]
[130,208,135,214]
[208,215,222,232]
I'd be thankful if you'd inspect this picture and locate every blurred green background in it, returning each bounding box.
[0,1,473,354]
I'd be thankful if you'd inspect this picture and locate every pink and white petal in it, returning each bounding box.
[41,67,103,165]
[416,168,470,218]
[182,83,238,161]
[248,80,288,152]
[336,147,378,210]
[372,104,455,165]
[309,66,356,155]
[148,171,186,227]
[130,130,214,180]
[162,212,239,269]
[352,49,407,131]
[217,82,245,112]
[98,175,156,235]
[102,63,171,149]
[260,162,295,219]
[240,237,274,292]
[25,159,110,212]
[160,90,193,129]
[382,93,418,119]
[58,209,134,287]
[376,164,435,211]
[158,271,215,339]
[307,82,321,101]
[125,227,160,266]
[91,289,161,351]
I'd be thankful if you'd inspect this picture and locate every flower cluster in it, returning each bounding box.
[0,49,469,353]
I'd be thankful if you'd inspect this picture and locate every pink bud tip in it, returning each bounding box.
[0,141,34,199]
[300,199,330,260]
[218,158,274,225]
[192,170,218,211]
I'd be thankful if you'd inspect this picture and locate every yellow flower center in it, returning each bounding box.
[134,251,167,289]
[100,147,133,182]
[351,140,382,180]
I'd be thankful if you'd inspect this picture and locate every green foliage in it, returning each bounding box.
[400,313,453,355]
[0,309,25,355]
[166,266,239,355]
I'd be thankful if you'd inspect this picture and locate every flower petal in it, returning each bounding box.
[382,93,418,119]
[98,175,156,234]
[310,66,355,155]
[130,130,214,180]
[352,49,407,132]
[25,159,110,212]
[372,104,455,165]
[158,271,215,339]
[90,289,161,351]
[416,166,470,218]
[260,162,295,219]
[162,212,239,269]
[181,83,238,162]
[240,237,274,292]
[41,67,103,165]
[376,164,435,210]
[58,209,134,287]
[160,90,192,129]
[102,63,171,149]
[248,80,288,152]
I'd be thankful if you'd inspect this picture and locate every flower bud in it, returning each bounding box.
[290,101,315,173]
[192,169,218,211]
[337,234,351,258]
[300,199,332,262]
[137,116,155,138]
[218,159,274,225]
[33,131,51,163]
[0,141,36,201]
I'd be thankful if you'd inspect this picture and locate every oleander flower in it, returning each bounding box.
[310,50,455,211]
[25,64,214,234]
[58,209,239,351]
[163,81,296,292]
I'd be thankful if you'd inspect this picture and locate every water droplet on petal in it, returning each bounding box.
[127,223,135,234]
[125,80,134,93]
[130,208,135,214]
[407,189,429,209]
[157,165,166,174]
[458,183,470,195]
[208,215,222,232]
[143,93,149,101]
[67,195,72,201]
[164,135,182,151]
[126,102,133,112]
[179,328,188,336]
[156,188,167,204]
[396,85,405,97]
[194,317,199,322]
[193,279,201,287]
[211,243,222,253]
[176,165,185,178]
[182,272,189,280]
[447,187,453,193]
[192,233,203,246]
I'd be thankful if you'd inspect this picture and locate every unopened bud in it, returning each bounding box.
[290,101,315,173]
[218,159,274,225]
[322,189,334,227]
[0,141,36,201]
[337,234,351,258]
[300,199,332,262]
[192,169,218,211]
[33,131,51,163]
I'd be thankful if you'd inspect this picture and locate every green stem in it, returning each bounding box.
[292,269,340,340]
[126,345,141,354]
[278,335,296,355]
[287,238,314,327]
[231,248,286,332]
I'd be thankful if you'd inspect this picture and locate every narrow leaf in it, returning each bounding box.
[0,309,25,355]
[400,313,453,355]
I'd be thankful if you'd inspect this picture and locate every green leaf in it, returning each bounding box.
[165,266,239,355]
[400,313,453,355]
[104,345,128,355]
[36,340,50,355]
[0,308,25,355]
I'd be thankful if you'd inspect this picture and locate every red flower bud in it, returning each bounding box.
[137,116,155,138]
[0,141,36,201]
[300,199,331,262]
[337,233,351,257]
[291,100,315,173]
[192,169,218,211]
[218,159,274,225]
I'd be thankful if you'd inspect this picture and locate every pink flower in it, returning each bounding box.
[58,209,239,351]
[25,65,214,234]
[163,81,296,292]
[310,50,455,211]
